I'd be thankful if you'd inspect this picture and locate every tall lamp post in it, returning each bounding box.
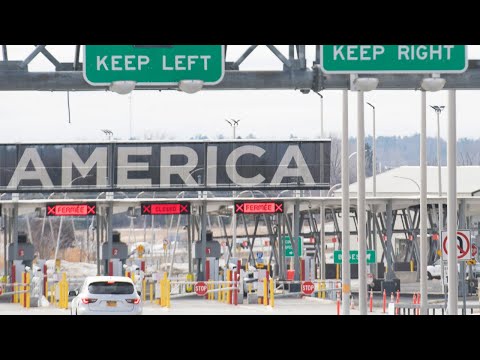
[429,105,445,233]
[225,119,240,258]
[366,102,376,197]
[366,102,377,281]
[315,92,324,138]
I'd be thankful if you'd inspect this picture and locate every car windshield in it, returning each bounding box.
[88,281,134,295]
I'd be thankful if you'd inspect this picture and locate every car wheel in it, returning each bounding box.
[427,272,433,280]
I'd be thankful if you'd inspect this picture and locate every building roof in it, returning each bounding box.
[334,166,480,197]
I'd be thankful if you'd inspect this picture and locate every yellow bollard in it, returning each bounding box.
[142,280,146,302]
[226,270,231,304]
[186,273,194,293]
[26,272,31,309]
[160,279,165,307]
[336,264,340,280]
[248,284,252,294]
[165,280,170,308]
[269,278,274,308]
[263,278,268,306]
[13,284,17,304]
[49,284,54,304]
[410,260,414,272]
[150,282,154,303]
[322,282,326,299]
[61,273,68,309]
[20,274,25,307]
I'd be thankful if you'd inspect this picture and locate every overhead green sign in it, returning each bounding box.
[333,250,376,264]
[284,236,302,257]
[320,45,468,74]
[83,45,225,85]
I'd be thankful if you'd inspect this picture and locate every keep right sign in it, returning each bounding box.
[441,230,472,261]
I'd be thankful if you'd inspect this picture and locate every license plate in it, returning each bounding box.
[107,301,117,307]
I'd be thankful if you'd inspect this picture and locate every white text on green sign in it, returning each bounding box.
[320,45,467,74]
[333,250,375,264]
[284,236,302,257]
[83,45,225,85]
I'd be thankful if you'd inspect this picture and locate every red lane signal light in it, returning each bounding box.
[234,201,284,214]
[47,203,96,216]
[141,202,190,215]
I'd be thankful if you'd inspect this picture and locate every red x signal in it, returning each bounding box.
[142,205,151,214]
[47,206,55,215]
[235,204,244,213]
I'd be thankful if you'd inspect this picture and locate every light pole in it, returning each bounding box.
[101,129,113,140]
[53,175,93,266]
[366,101,378,284]
[366,102,376,197]
[225,119,240,258]
[393,175,420,192]
[129,93,133,140]
[315,92,324,138]
[429,106,445,231]
[225,119,240,139]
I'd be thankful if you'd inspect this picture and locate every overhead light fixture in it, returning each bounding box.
[421,77,446,92]
[353,77,379,92]
[109,81,136,95]
[179,80,204,94]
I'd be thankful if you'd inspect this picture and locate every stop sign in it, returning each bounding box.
[194,281,208,296]
[301,281,315,295]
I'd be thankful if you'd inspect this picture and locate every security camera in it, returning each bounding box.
[25,266,31,272]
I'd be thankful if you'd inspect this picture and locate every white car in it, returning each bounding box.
[70,276,142,315]
[427,259,480,280]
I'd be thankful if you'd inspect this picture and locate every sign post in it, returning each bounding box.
[333,250,376,264]
[301,281,315,295]
[84,45,225,86]
[321,44,468,316]
[441,230,472,261]
[194,281,208,296]
[320,45,467,74]
[284,236,302,257]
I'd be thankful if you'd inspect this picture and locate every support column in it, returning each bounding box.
[385,200,394,281]
[96,212,100,276]
[459,199,466,315]
[420,90,428,315]
[293,201,301,281]
[200,203,207,281]
[12,196,18,275]
[320,203,326,281]
[357,91,367,314]
[341,89,350,314]
[447,89,458,315]
[187,215,192,274]
[3,212,7,278]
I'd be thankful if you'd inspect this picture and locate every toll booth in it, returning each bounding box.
[101,231,128,276]
[194,230,221,280]
[8,232,34,284]
[300,256,315,281]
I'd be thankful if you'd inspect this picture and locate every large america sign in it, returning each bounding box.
[0,140,330,192]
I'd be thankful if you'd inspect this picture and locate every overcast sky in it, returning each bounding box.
[0,45,479,143]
